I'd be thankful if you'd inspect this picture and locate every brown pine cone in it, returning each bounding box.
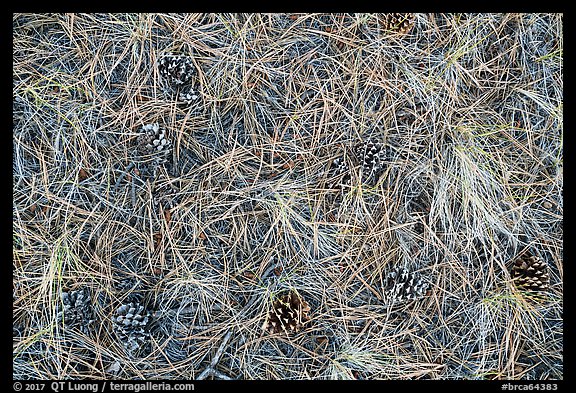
[262,291,311,334]
[381,13,416,34]
[511,253,550,292]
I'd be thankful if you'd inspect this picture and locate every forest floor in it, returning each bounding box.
[13,13,563,380]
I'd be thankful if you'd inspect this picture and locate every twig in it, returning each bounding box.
[212,370,234,380]
[113,162,136,192]
[196,330,234,380]
[130,173,136,207]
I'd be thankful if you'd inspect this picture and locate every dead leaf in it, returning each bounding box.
[152,267,163,276]
[316,336,329,345]
[136,93,150,102]
[163,209,171,223]
[282,161,295,170]
[29,204,37,214]
[78,168,89,181]
[243,271,255,280]
[153,232,162,247]
[289,14,298,20]
[274,266,283,276]
[198,232,207,240]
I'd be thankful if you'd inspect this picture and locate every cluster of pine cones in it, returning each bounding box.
[57,253,155,355]
[130,53,201,201]
[118,13,552,343]
[135,15,415,192]
[57,286,153,354]
[261,268,431,336]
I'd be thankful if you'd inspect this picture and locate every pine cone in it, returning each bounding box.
[354,138,387,184]
[409,190,432,215]
[158,54,200,105]
[396,98,426,125]
[381,13,415,34]
[511,254,550,292]
[113,302,152,353]
[329,138,388,190]
[329,156,352,189]
[158,54,195,86]
[57,288,94,334]
[262,291,311,334]
[153,181,180,211]
[383,267,429,304]
[136,123,171,157]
